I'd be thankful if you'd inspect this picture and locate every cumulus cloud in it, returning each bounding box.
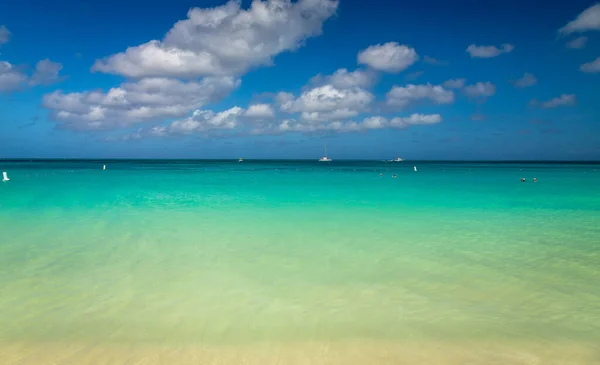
[530,94,577,108]
[357,42,419,72]
[466,44,514,58]
[110,110,443,139]
[566,36,588,49]
[166,106,243,135]
[385,83,454,109]
[423,55,447,65]
[558,4,600,35]
[0,61,27,92]
[30,59,64,86]
[580,57,600,73]
[510,73,537,88]
[43,76,240,130]
[268,67,379,125]
[0,28,63,92]
[1,59,64,92]
[463,82,496,98]
[91,0,339,79]
[244,103,275,118]
[442,78,466,89]
[280,84,374,121]
[273,113,441,133]
[388,113,442,128]
[309,68,376,89]
[0,25,10,46]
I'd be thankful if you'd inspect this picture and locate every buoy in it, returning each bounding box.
[2,172,9,182]
[413,166,417,172]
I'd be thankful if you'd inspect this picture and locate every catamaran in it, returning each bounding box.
[318,144,332,162]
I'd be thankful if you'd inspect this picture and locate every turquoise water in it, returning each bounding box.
[1,160,599,348]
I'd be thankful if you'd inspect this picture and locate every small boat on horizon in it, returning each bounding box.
[238,158,243,162]
[318,144,332,162]
[391,157,404,162]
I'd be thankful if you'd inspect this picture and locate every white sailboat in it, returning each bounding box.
[391,157,404,162]
[318,144,332,162]
[2,172,9,182]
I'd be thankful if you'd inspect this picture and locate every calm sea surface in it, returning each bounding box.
[1,160,599,364]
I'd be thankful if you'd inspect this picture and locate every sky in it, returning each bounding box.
[0,0,599,160]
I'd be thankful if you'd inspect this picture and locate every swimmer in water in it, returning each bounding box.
[533,178,537,182]
[380,173,383,177]
[520,178,526,182]
[393,174,397,178]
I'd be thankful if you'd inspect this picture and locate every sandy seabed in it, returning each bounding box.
[1,341,599,365]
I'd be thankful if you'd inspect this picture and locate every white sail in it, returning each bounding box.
[2,172,9,181]
[103,165,106,170]
[413,166,417,172]
[319,144,332,162]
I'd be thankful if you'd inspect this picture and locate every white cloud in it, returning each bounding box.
[463,82,496,98]
[385,83,454,109]
[280,84,374,121]
[530,94,577,108]
[168,107,243,134]
[0,25,10,46]
[273,113,441,133]
[299,108,360,122]
[357,42,418,72]
[389,113,442,128]
[43,76,240,130]
[0,61,27,92]
[244,103,275,118]
[91,0,338,79]
[106,106,245,140]
[558,4,600,35]
[112,110,443,138]
[580,57,600,73]
[511,73,537,88]
[0,29,63,92]
[310,68,376,89]
[30,59,64,86]
[1,59,64,92]
[423,55,447,65]
[442,78,466,89]
[270,67,378,124]
[275,91,295,106]
[566,36,588,49]
[466,44,514,58]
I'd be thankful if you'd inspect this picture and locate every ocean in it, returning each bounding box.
[1,160,599,364]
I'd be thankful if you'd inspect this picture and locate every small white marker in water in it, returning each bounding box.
[414,166,417,172]
[2,172,9,182]
[103,165,106,170]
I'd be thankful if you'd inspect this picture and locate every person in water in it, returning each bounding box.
[521,178,526,182]
[533,178,537,182]
[393,174,397,178]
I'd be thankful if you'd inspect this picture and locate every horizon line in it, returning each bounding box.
[1,158,599,163]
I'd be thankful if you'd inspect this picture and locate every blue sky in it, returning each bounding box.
[0,0,599,160]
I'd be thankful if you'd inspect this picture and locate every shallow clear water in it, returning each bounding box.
[0,160,599,363]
